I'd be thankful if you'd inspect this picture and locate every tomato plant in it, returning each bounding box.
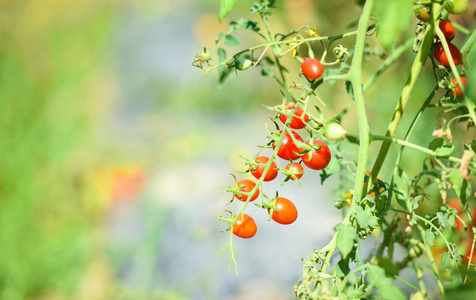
[279,102,309,129]
[232,214,257,238]
[250,156,278,181]
[234,179,259,202]
[268,197,298,225]
[433,42,463,66]
[302,140,331,170]
[197,0,476,297]
[301,58,324,80]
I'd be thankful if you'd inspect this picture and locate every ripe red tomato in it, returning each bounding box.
[285,162,304,180]
[250,156,278,181]
[301,58,324,80]
[278,102,309,129]
[274,131,303,160]
[235,179,259,202]
[450,77,468,99]
[232,214,257,238]
[268,197,298,225]
[436,19,455,40]
[433,43,463,67]
[302,140,331,170]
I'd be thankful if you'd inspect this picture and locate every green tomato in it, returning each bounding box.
[236,58,252,70]
[445,0,468,14]
[201,49,211,62]
[323,122,347,141]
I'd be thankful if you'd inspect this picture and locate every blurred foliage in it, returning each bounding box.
[0,0,119,299]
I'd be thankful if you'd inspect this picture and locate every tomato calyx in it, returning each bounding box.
[225,175,260,203]
[283,161,304,181]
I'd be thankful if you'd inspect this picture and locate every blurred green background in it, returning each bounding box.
[0,0,474,299]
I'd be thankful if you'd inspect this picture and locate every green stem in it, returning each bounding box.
[349,0,374,204]
[371,134,467,166]
[416,224,445,296]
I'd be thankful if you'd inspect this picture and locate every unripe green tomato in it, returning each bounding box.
[445,0,468,15]
[236,58,252,70]
[272,45,284,56]
[323,122,347,140]
[201,50,211,62]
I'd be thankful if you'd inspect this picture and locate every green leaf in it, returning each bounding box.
[435,145,454,158]
[224,34,240,46]
[261,66,271,77]
[437,212,451,228]
[367,265,406,300]
[320,156,341,184]
[335,259,350,277]
[353,206,377,229]
[345,81,354,99]
[394,187,408,210]
[230,19,261,33]
[336,224,356,259]
[450,169,471,205]
[215,32,225,44]
[218,0,237,22]
[441,252,451,269]
[429,138,445,150]
[412,195,422,211]
[425,229,435,247]
[217,48,232,84]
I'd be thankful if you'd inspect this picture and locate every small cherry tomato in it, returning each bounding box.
[250,156,278,182]
[436,20,455,40]
[285,162,304,180]
[433,43,463,67]
[302,140,331,170]
[450,77,468,99]
[273,131,304,161]
[268,197,298,225]
[235,179,259,202]
[301,58,324,80]
[415,5,430,22]
[279,102,309,130]
[232,214,257,238]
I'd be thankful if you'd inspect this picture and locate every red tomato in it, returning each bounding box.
[273,131,303,160]
[450,77,468,99]
[250,156,278,182]
[268,197,298,225]
[232,214,257,238]
[278,102,309,130]
[235,179,259,202]
[301,58,324,80]
[285,162,304,180]
[433,43,463,67]
[302,140,331,170]
[436,19,455,40]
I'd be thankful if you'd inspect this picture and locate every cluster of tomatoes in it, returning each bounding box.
[417,2,469,99]
[227,58,333,239]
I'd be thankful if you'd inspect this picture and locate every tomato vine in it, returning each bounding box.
[195,0,476,298]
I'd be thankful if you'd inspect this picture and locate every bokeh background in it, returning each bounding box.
[1,0,475,299]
